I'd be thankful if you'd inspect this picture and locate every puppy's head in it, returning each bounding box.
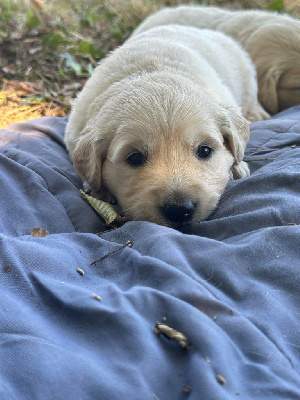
[246,23,300,114]
[72,77,249,227]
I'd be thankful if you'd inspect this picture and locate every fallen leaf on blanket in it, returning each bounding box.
[217,375,227,385]
[92,293,102,301]
[80,190,128,226]
[154,322,189,349]
[30,227,49,237]
[3,265,10,272]
[76,268,85,276]
[182,385,191,393]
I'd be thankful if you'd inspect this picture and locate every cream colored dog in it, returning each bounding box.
[133,5,300,114]
[65,26,267,227]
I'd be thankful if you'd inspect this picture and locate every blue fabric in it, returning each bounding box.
[0,108,299,399]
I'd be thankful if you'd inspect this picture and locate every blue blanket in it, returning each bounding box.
[0,107,299,399]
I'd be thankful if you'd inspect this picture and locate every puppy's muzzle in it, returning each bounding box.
[161,199,196,225]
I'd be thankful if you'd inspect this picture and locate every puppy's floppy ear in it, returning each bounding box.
[277,71,300,111]
[72,128,111,200]
[245,23,300,114]
[220,109,250,162]
[257,67,281,116]
[219,109,250,179]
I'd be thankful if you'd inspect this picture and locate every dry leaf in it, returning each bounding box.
[80,190,127,226]
[217,375,227,385]
[76,268,84,276]
[92,293,102,301]
[154,322,189,349]
[30,227,49,237]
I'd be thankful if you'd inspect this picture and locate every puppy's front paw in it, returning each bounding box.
[82,181,92,194]
[231,161,250,180]
[246,104,270,122]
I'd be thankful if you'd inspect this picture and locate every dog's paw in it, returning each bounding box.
[81,181,94,194]
[231,161,250,180]
[246,104,270,122]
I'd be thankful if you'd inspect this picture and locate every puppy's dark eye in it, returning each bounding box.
[196,145,213,159]
[126,152,147,167]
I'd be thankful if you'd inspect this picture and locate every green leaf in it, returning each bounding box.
[80,190,127,226]
[42,33,69,48]
[112,24,123,40]
[101,10,118,23]
[79,12,102,28]
[268,0,285,11]
[77,41,91,54]
[25,95,45,102]
[25,11,41,30]
[77,41,103,59]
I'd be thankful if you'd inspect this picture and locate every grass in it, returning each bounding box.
[0,0,299,127]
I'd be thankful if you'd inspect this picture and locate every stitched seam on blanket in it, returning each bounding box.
[249,121,298,156]
[251,156,300,178]
[249,132,284,156]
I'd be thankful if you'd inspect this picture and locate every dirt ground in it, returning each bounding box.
[1,0,299,129]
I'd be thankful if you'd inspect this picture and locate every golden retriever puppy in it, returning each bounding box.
[65,26,266,227]
[133,6,300,114]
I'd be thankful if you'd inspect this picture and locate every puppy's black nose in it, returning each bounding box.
[161,200,196,224]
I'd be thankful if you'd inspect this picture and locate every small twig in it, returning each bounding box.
[35,71,56,91]
[90,240,134,265]
[86,53,97,67]
[3,80,36,94]
[243,157,276,162]
[45,95,67,107]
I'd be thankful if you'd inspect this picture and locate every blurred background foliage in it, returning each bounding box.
[0,0,299,126]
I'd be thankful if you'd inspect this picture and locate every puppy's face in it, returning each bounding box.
[102,118,234,227]
[72,80,249,227]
